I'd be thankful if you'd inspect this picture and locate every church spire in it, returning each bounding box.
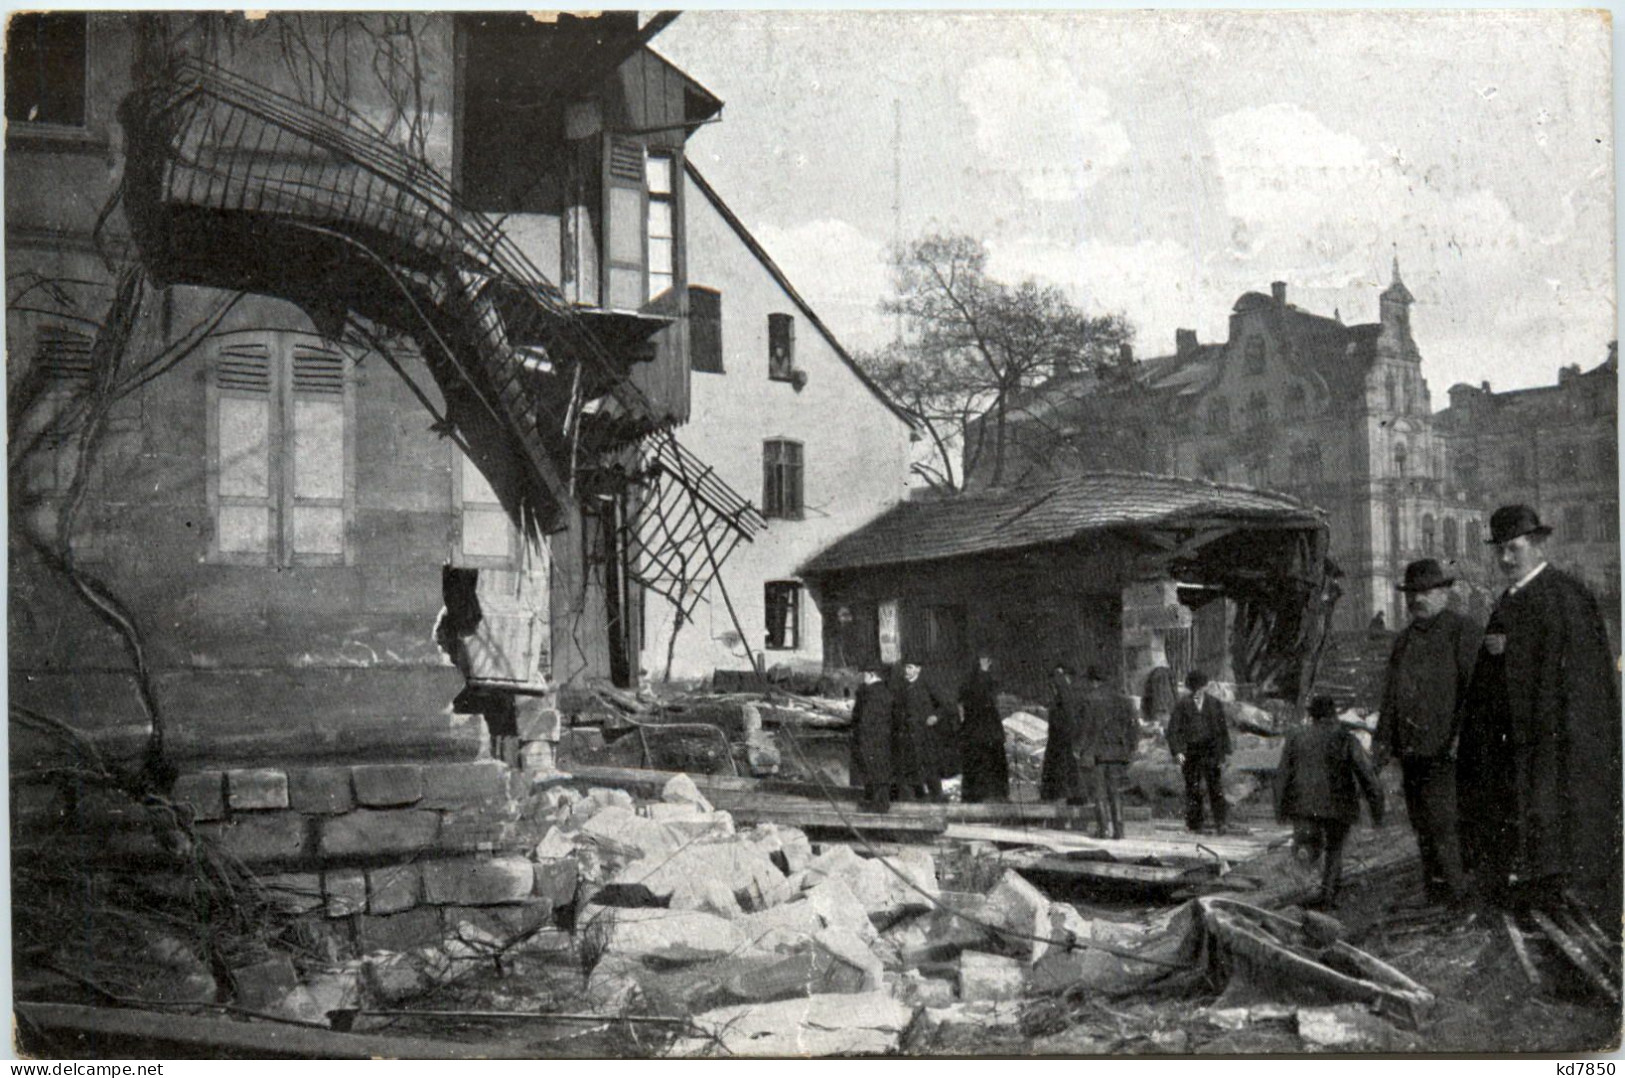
[1381,255,1414,305]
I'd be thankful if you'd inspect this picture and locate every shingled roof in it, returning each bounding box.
[800,472,1324,576]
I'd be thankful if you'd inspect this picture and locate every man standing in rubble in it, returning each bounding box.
[1374,558,1479,909]
[893,658,949,802]
[1040,663,1087,804]
[850,663,895,813]
[1167,669,1230,834]
[1080,666,1138,839]
[1458,505,1622,916]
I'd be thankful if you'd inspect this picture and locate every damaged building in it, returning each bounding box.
[799,472,1338,704]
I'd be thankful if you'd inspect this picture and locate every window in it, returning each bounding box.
[646,154,675,299]
[1597,502,1619,543]
[603,139,678,309]
[1245,337,1265,374]
[5,13,87,127]
[689,286,723,374]
[768,313,796,381]
[207,331,354,565]
[1553,445,1580,482]
[1385,372,1398,413]
[1566,505,1588,544]
[1393,442,1408,478]
[1421,514,1436,555]
[1245,391,1270,429]
[1465,519,1482,550]
[1508,449,1529,484]
[18,325,94,497]
[1206,397,1229,435]
[764,581,801,650]
[1442,516,1459,556]
[454,448,516,566]
[1285,383,1307,420]
[762,439,804,519]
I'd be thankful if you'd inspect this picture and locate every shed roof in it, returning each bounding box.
[800,472,1324,576]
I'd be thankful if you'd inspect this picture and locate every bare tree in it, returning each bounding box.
[857,234,1133,493]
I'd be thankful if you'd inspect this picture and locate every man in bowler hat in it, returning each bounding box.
[1375,558,1480,908]
[1458,505,1621,916]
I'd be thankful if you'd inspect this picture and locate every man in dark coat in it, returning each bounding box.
[1040,664,1088,803]
[1079,666,1139,839]
[1459,505,1622,916]
[1276,695,1386,909]
[893,659,950,801]
[1167,669,1231,833]
[850,665,895,813]
[957,655,1009,803]
[1375,558,1480,907]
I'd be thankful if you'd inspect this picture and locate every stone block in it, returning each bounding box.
[356,907,444,953]
[421,856,535,906]
[672,993,914,1058]
[616,836,792,916]
[363,953,430,1003]
[533,857,579,909]
[519,742,556,772]
[201,813,308,865]
[230,953,300,1010]
[259,872,324,915]
[325,868,368,918]
[420,760,511,809]
[958,951,1027,1002]
[351,764,425,808]
[367,864,421,915]
[514,700,562,742]
[171,772,225,822]
[227,769,290,811]
[445,903,551,943]
[438,805,527,853]
[584,905,749,964]
[287,767,355,815]
[984,869,1050,961]
[303,965,364,1017]
[318,809,439,859]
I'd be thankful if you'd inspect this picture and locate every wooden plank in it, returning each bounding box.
[16,1001,536,1060]
[728,806,947,835]
[946,822,1282,864]
[1530,909,1621,1003]
[1019,856,1217,886]
[1502,912,1545,990]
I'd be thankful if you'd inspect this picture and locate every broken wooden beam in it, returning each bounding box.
[727,806,947,836]
[15,1001,536,1059]
[1529,909,1621,1004]
[1502,911,1545,990]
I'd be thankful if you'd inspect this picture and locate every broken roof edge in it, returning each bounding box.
[798,470,1327,578]
[682,160,918,432]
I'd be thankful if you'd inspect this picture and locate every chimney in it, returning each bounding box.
[1481,380,1491,394]
[1271,281,1288,305]
[1118,343,1134,368]
[1176,329,1197,357]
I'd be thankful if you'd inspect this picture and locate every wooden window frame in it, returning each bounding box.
[768,312,797,382]
[762,438,805,520]
[5,13,89,132]
[205,330,356,568]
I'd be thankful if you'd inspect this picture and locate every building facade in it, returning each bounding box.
[7,13,755,767]
[979,266,1486,633]
[1434,346,1620,623]
[634,166,915,683]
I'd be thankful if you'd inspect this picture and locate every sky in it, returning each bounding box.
[657,10,1614,395]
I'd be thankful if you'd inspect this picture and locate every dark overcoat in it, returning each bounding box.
[1040,679,1088,800]
[1083,687,1140,765]
[1458,567,1622,896]
[850,680,895,789]
[1275,719,1385,825]
[1167,694,1231,760]
[1376,607,1480,760]
[893,676,950,786]
[958,669,1009,800]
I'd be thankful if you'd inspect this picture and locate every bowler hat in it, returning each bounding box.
[1486,504,1552,545]
[1397,558,1455,593]
[1308,695,1339,720]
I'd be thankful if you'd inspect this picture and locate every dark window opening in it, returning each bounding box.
[762,439,804,519]
[1245,337,1265,374]
[6,13,87,127]
[1421,513,1436,555]
[1443,516,1459,556]
[764,581,801,650]
[768,313,796,381]
[689,286,723,373]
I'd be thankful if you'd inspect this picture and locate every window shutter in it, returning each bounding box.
[287,341,348,558]
[689,287,723,373]
[603,136,647,310]
[213,339,274,557]
[763,440,780,517]
[37,325,94,383]
[788,441,804,517]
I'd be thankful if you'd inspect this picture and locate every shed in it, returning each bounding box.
[798,473,1338,704]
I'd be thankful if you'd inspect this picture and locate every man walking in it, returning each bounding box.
[1167,669,1231,833]
[1374,558,1479,908]
[1080,666,1139,839]
[1277,695,1386,910]
[1458,505,1622,915]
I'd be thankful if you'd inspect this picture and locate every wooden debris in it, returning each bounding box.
[1502,911,1545,990]
[1529,909,1621,1004]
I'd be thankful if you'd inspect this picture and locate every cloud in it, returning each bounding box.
[960,56,1130,202]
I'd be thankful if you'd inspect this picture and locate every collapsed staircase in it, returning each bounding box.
[117,59,761,611]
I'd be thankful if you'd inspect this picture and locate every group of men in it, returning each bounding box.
[1287,504,1620,916]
